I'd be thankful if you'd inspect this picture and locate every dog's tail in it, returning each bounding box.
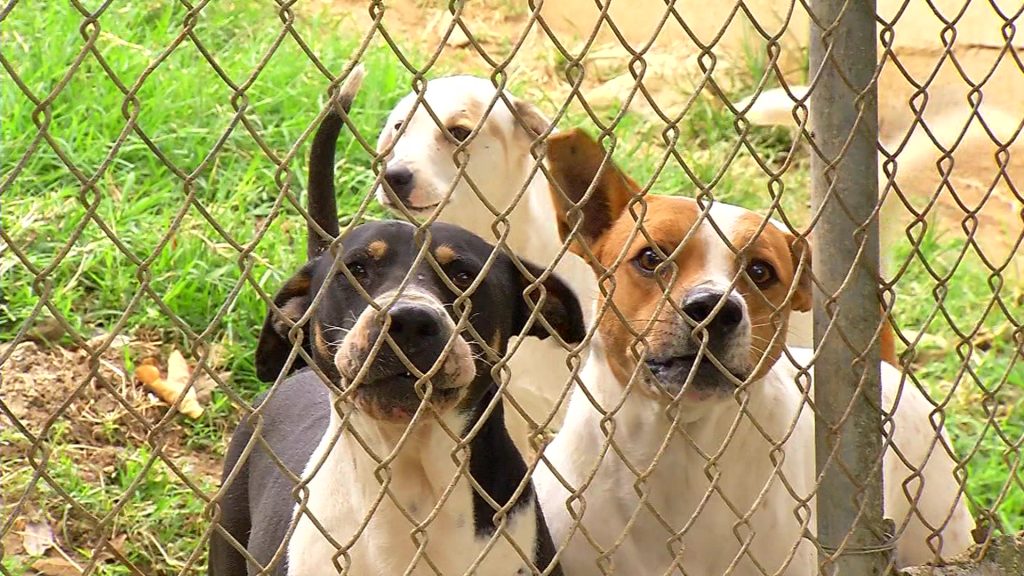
[307,64,366,259]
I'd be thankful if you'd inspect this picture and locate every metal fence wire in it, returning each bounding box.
[1,0,1022,575]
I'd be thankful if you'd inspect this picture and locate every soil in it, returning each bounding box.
[0,338,226,574]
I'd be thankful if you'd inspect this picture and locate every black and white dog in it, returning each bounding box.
[208,67,581,576]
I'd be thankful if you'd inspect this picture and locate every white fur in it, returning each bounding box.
[286,288,537,575]
[535,208,974,575]
[538,345,974,575]
[287,409,537,575]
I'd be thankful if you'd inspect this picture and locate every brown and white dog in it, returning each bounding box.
[533,129,975,575]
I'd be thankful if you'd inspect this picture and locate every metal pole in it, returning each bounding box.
[808,1,888,575]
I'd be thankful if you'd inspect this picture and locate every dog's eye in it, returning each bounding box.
[448,125,472,143]
[746,260,776,287]
[451,270,474,290]
[343,261,367,280]
[634,247,664,274]
[392,121,403,132]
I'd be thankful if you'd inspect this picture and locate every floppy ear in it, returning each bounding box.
[512,259,586,345]
[788,235,812,313]
[545,128,640,260]
[255,262,317,382]
[511,97,551,140]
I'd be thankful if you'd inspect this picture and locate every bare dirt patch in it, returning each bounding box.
[1,339,225,574]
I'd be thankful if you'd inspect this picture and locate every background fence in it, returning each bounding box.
[2,0,1022,574]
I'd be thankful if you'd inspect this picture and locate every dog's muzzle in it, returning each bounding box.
[377,164,441,215]
[643,287,752,400]
[335,292,475,421]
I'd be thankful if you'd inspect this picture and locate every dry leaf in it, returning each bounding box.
[133,356,204,420]
[167,349,189,383]
[31,556,82,576]
[193,370,227,403]
[21,520,54,556]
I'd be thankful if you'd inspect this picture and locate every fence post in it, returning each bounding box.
[808,0,888,575]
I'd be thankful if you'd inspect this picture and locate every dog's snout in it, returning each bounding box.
[683,290,744,333]
[384,166,414,199]
[387,304,444,341]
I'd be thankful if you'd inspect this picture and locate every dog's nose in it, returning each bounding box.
[383,166,414,200]
[382,304,448,373]
[387,304,443,341]
[682,290,744,334]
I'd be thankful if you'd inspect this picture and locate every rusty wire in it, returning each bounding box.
[2,0,1022,575]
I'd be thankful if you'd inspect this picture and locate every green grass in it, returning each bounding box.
[888,228,1024,532]
[1,1,1021,574]
[1,1,412,573]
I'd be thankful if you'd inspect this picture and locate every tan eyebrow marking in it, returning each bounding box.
[367,240,388,260]
[434,244,457,265]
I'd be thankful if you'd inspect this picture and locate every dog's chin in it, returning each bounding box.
[375,190,442,219]
[644,355,750,403]
[354,375,462,420]
[352,372,465,422]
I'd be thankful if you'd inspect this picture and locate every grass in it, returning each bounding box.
[1,1,412,573]
[1,1,1021,574]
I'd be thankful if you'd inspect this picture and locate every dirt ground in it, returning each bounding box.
[1,338,226,574]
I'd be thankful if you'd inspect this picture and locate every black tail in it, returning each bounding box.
[307,64,366,259]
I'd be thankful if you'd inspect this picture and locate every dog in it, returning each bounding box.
[372,78,820,452]
[372,76,598,452]
[207,69,583,576]
[533,129,975,575]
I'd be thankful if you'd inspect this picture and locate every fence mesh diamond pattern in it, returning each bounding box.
[1,1,1021,575]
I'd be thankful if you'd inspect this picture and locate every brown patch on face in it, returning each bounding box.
[313,322,331,359]
[433,244,457,265]
[727,212,803,378]
[488,328,502,353]
[441,98,485,144]
[593,196,707,387]
[367,240,388,261]
[336,308,374,380]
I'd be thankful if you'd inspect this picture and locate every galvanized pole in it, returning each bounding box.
[808,1,888,575]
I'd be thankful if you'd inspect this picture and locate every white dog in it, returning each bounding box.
[533,129,975,575]
[373,76,815,452]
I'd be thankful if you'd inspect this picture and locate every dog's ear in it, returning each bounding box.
[512,258,586,345]
[255,262,318,382]
[787,235,812,313]
[511,97,551,140]
[545,128,640,260]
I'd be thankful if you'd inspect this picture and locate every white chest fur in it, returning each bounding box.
[286,412,537,576]
[536,347,973,576]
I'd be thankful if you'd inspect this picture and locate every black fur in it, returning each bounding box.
[209,69,577,575]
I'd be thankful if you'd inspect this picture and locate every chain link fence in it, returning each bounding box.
[2,0,1022,574]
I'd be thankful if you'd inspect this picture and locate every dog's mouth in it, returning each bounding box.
[380,198,441,217]
[351,367,464,422]
[644,354,749,401]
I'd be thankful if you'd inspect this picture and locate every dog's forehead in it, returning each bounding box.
[340,221,494,265]
[340,220,415,253]
[427,222,496,261]
[607,196,792,269]
[390,76,510,123]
